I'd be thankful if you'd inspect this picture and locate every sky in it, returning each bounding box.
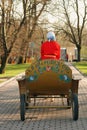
[45,0,87,27]
[13,0,87,27]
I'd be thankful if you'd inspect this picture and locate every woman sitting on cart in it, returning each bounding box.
[41,31,60,60]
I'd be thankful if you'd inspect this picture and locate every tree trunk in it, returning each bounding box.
[77,46,81,62]
[0,55,7,74]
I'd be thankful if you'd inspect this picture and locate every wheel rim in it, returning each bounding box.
[72,94,78,121]
[20,94,25,121]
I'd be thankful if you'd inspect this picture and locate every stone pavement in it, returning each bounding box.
[0,64,87,130]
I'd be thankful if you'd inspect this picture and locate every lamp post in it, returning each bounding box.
[31,42,34,57]
[29,42,34,57]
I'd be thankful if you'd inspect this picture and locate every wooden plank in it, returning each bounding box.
[65,62,83,80]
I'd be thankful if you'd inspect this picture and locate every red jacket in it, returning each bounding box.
[41,40,60,60]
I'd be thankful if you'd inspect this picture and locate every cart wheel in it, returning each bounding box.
[72,93,79,121]
[25,95,29,109]
[20,94,25,121]
[26,102,29,107]
[67,98,71,109]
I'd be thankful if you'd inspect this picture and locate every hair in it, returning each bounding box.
[47,31,56,41]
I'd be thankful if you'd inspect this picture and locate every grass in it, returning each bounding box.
[73,61,87,76]
[0,63,30,78]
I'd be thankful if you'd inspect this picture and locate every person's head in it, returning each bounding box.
[47,31,56,41]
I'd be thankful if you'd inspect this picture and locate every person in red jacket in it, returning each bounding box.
[41,31,60,60]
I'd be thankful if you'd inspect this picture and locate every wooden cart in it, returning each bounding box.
[17,59,80,121]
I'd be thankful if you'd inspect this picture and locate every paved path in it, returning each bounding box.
[0,65,87,130]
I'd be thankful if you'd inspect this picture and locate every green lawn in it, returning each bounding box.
[0,63,30,78]
[73,61,87,76]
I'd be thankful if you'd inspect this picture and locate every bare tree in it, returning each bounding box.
[61,0,87,61]
[46,0,87,61]
[0,0,49,73]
